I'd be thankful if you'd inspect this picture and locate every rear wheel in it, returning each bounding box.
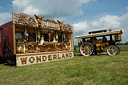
[116,46,120,55]
[107,45,118,55]
[80,42,94,56]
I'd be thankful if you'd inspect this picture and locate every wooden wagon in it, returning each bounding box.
[0,13,74,66]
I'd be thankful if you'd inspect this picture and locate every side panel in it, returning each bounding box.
[1,22,13,55]
[1,25,13,53]
[16,51,73,67]
[0,30,1,55]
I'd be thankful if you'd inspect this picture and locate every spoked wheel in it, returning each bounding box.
[107,45,118,55]
[116,46,120,55]
[80,42,94,56]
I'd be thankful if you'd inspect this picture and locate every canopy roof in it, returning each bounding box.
[75,30,123,39]
[13,13,73,32]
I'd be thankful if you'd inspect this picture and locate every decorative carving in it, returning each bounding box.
[13,13,37,27]
[34,14,44,27]
[57,20,64,30]
[24,27,29,42]
[13,13,73,32]
[28,17,37,27]
[37,29,41,43]
[42,19,59,30]
[39,35,44,45]
[53,36,58,43]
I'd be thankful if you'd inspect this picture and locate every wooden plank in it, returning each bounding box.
[16,50,74,67]
[75,30,122,39]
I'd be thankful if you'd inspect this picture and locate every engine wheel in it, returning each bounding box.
[107,45,118,55]
[116,46,120,55]
[80,42,94,56]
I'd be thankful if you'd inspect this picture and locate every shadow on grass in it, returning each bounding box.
[4,63,16,67]
[74,53,108,56]
[0,56,16,67]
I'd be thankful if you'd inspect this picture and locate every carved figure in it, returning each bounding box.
[57,20,64,30]
[48,32,51,42]
[24,27,29,42]
[53,37,58,43]
[37,30,41,43]
[34,14,44,27]
[39,35,44,45]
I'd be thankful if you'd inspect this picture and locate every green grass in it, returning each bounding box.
[117,45,128,51]
[0,45,128,85]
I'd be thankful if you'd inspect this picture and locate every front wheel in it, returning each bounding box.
[80,42,94,56]
[107,45,118,55]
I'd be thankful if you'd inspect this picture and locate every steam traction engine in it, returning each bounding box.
[75,30,123,56]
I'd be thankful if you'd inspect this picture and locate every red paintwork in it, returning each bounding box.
[0,21,14,55]
[0,21,74,56]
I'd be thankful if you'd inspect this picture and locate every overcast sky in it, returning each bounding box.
[0,0,128,45]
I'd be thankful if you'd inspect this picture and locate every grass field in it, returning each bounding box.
[0,45,128,85]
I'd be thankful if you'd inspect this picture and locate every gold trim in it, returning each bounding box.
[75,30,123,39]
[13,24,16,54]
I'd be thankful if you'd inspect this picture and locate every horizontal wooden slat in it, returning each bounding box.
[75,30,122,39]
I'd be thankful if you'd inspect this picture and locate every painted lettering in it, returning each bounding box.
[69,53,72,57]
[62,54,65,59]
[48,55,52,61]
[36,56,41,62]
[29,57,35,63]
[53,54,57,60]
[58,54,61,59]
[17,52,73,66]
[42,56,47,61]
[20,57,27,64]
[66,53,69,58]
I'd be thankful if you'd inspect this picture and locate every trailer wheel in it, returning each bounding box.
[107,45,118,55]
[80,42,94,56]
